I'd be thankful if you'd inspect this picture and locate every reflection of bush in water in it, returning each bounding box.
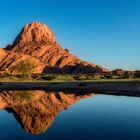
[10,91,34,103]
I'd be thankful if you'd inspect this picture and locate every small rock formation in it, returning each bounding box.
[0,48,7,62]
[111,69,134,76]
[0,22,109,74]
[0,90,95,134]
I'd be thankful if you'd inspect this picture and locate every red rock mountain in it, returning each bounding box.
[0,22,109,73]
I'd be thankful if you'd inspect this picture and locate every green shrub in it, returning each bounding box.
[10,59,36,76]
[100,75,105,79]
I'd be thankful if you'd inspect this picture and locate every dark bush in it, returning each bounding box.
[15,74,29,79]
[121,74,131,79]
[134,71,140,78]
[85,75,91,80]
[41,75,56,81]
[73,75,81,81]
[104,74,112,79]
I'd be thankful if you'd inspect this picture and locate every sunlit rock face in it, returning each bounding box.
[0,90,95,134]
[0,48,7,62]
[12,22,55,47]
[0,21,109,74]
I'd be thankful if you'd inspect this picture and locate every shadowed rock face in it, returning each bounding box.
[0,90,95,134]
[0,22,109,74]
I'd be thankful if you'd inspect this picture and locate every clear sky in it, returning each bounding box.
[0,0,140,70]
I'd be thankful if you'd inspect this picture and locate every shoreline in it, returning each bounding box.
[0,81,140,97]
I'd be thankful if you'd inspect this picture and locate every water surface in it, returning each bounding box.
[0,90,140,140]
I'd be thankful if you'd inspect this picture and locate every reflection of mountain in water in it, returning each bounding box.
[0,90,95,135]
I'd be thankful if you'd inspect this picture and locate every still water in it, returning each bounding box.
[0,90,140,140]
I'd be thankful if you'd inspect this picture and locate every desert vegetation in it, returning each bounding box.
[10,59,37,76]
[0,68,140,82]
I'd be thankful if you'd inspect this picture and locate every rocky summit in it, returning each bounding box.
[0,22,109,74]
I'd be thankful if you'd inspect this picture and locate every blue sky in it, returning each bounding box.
[0,0,140,70]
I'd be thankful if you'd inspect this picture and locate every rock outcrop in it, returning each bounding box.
[0,90,95,134]
[0,48,7,62]
[0,22,109,74]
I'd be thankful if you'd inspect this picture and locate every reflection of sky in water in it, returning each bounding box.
[1,94,140,140]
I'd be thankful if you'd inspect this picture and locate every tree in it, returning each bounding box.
[135,70,140,78]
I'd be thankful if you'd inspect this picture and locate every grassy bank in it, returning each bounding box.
[0,73,140,82]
